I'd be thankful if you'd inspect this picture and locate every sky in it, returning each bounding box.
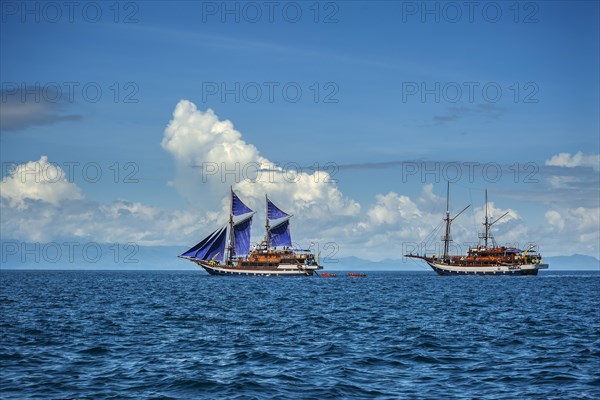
[1,1,599,266]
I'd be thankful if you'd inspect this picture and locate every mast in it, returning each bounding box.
[265,194,270,249]
[228,186,234,261]
[443,182,451,260]
[442,182,471,260]
[481,189,509,249]
[484,189,489,248]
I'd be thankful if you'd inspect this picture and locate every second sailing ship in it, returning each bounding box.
[406,183,549,276]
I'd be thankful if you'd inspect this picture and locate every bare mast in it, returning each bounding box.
[484,189,489,248]
[481,189,509,249]
[442,182,471,260]
[443,182,451,259]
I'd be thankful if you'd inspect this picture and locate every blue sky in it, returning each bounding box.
[1,1,599,263]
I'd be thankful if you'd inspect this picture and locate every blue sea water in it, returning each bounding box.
[1,270,599,399]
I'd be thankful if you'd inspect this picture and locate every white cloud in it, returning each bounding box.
[161,103,266,168]
[547,175,579,189]
[467,200,536,248]
[1,196,215,246]
[366,192,422,226]
[0,156,83,209]
[545,151,600,171]
[565,207,600,232]
[330,186,449,260]
[161,100,360,219]
[0,155,217,245]
[416,183,445,210]
[348,186,522,258]
[545,210,564,231]
[472,202,519,226]
[2,106,598,262]
[543,207,600,255]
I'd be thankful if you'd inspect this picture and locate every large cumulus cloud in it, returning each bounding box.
[161,100,360,220]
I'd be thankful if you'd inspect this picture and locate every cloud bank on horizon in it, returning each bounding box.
[1,100,599,259]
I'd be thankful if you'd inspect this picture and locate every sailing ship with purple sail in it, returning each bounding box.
[179,188,322,276]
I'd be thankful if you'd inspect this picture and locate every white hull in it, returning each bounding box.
[195,260,320,276]
[427,261,549,276]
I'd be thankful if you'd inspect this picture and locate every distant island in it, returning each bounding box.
[1,242,598,271]
[324,254,600,272]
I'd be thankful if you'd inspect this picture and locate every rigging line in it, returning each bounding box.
[420,224,437,247]
[421,220,444,250]
[406,256,429,271]
[425,223,443,248]
[426,220,444,243]
[468,187,478,235]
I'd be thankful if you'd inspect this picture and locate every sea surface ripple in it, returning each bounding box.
[1,270,599,399]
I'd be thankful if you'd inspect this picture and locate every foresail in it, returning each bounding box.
[180,226,221,258]
[232,191,253,216]
[268,218,292,247]
[181,225,227,261]
[233,215,253,256]
[199,226,228,261]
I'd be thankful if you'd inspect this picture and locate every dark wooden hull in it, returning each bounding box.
[425,260,547,276]
[196,260,320,276]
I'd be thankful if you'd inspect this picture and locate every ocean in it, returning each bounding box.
[1,270,599,399]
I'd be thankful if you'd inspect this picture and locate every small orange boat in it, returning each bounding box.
[321,273,337,278]
[348,273,366,278]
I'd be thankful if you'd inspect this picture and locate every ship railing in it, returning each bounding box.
[293,248,313,253]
